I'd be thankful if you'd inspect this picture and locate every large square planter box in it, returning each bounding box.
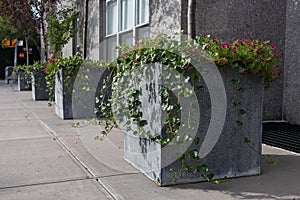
[32,72,49,101]
[124,65,264,186]
[18,70,32,91]
[55,67,110,119]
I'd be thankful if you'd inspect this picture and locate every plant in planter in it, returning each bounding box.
[45,54,83,119]
[11,64,32,91]
[96,34,282,186]
[30,61,49,101]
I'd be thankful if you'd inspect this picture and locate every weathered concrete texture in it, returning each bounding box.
[0,179,113,200]
[32,72,49,101]
[283,0,300,125]
[194,0,286,121]
[18,71,32,91]
[124,64,264,185]
[149,0,182,36]
[86,0,101,60]
[55,68,76,119]
[0,137,88,188]
[72,65,111,119]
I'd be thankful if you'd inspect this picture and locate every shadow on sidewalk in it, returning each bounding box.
[169,154,300,199]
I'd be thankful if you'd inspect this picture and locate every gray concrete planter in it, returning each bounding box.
[124,65,264,186]
[18,70,32,91]
[55,68,76,119]
[55,67,111,120]
[32,72,49,101]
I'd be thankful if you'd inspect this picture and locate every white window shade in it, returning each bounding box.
[107,0,118,35]
[121,0,134,31]
[137,0,149,25]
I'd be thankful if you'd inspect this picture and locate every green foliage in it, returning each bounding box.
[44,53,83,102]
[196,34,282,88]
[11,61,45,83]
[96,33,282,185]
[47,6,77,54]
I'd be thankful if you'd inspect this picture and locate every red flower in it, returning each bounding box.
[221,44,229,49]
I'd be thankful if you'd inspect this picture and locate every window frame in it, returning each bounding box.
[105,0,149,41]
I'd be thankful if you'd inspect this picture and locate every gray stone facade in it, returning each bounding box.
[283,0,300,124]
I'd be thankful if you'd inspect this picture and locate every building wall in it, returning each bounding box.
[85,0,101,60]
[149,0,183,36]
[194,0,287,121]
[78,0,300,124]
[283,0,300,124]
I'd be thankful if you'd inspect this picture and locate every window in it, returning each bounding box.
[105,0,149,61]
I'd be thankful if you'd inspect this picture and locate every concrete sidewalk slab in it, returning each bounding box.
[99,149,300,200]
[0,137,89,188]
[0,109,36,121]
[0,119,50,141]
[0,179,113,200]
[58,134,138,177]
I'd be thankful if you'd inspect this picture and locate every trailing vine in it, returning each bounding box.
[95,33,281,184]
[44,53,83,103]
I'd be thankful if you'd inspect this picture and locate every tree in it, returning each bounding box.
[47,5,77,55]
[0,0,64,63]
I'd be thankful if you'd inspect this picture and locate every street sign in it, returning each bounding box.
[2,38,17,48]
[17,40,23,46]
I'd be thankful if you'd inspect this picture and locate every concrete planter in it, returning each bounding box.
[124,65,264,186]
[55,68,76,119]
[32,72,49,101]
[55,67,111,120]
[18,70,32,91]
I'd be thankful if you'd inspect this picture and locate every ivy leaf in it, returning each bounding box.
[207,174,215,181]
[138,120,148,127]
[236,120,243,126]
[194,137,200,145]
[196,165,208,173]
[244,137,251,144]
[239,109,246,115]
[238,88,246,94]
[189,150,199,159]
[233,102,241,107]
[231,79,240,85]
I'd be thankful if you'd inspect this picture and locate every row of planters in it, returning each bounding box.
[11,33,281,186]
[11,53,109,120]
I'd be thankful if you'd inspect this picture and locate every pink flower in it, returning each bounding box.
[233,47,238,53]
[273,49,278,53]
[263,69,268,73]
[271,45,276,49]
[221,44,229,49]
[272,72,277,78]
[256,51,261,55]
[280,52,284,57]
[202,33,207,37]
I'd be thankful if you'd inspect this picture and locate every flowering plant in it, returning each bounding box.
[196,34,282,87]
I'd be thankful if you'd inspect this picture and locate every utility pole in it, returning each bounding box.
[14,39,17,67]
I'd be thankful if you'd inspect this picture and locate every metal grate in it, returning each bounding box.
[263,122,300,154]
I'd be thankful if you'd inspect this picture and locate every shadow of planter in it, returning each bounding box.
[124,64,264,186]
[18,70,32,91]
[32,72,49,101]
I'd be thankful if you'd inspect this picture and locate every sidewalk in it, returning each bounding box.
[0,81,299,200]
